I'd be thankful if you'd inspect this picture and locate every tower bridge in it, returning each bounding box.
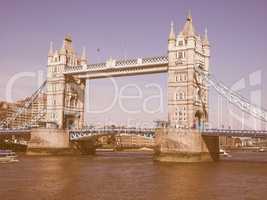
[1,13,267,161]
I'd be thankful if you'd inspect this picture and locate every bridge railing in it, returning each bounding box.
[69,127,156,141]
[115,59,138,66]
[142,56,168,64]
[64,56,168,73]
[0,127,31,133]
[202,128,267,137]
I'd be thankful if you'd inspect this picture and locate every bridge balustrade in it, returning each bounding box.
[63,56,169,74]
[115,59,138,66]
[69,127,156,141]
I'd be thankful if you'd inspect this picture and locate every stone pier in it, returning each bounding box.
[154,128,219,162]
[27,128,72,155]
[27,128,97,155]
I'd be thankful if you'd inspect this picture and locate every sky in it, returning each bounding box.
[0,0,267,128]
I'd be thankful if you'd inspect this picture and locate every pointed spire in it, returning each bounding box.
[54,50,59,57]
[65,34,72,42]
[168,21,176,41]
[81,46,88,66]
[181,11,195,37]
[203,27,210,46]
[187,10,192,21]
[204,28,208,39]
[81,46,87,60]
[62,34,72,50]
[48,41,53,57]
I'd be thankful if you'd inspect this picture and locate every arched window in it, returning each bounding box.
[183,107,187,121]
[70,96,75,107]
[52,113,56,120]
[176,91,185,100]
[176,108,179,116]
[184,74,187,81]
[178,52,184,59]
[179,92,183,100]
[179,111,183,120]
[179,92,184,100]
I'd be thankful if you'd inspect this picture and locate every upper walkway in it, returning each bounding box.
[64,56,168,79]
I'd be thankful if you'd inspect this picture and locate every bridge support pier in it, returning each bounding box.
[154,128,219,162]
[27,128,75,155]
[27,128,97,155]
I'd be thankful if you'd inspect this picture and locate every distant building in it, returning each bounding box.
[116,134,155,148]
[0,93,47,128]
[220,136,267,148]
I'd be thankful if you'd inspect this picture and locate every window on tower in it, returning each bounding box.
[179,92,184,100]
[52,113,56,120]
[184,74,187,81]
[176,91,185,100]
[178,52,184,59]
[178,40,184,46]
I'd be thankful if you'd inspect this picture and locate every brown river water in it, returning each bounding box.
[0,152,267,200]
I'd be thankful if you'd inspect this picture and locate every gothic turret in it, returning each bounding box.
[168,21,176,66]
[181,11,195,37]
[202,28,210,71]
[168,21,176,42]
[48,41,53,56]
[48,41,53,63]
[203,28,210,46]
[63,34,73,50]
[81,47,88,67]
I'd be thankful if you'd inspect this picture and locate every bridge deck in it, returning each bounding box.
[1,128,267,139]
[64,56,168,79]
[202,129,267,138]
[0,129,31,135]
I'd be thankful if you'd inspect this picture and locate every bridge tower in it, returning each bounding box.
[27,35,87,155]
[167,13,210,129]
[46,35,86,129]
[155,13,218,162]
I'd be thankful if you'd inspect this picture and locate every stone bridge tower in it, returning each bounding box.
[167,13,210,129]
[46,35,86,129]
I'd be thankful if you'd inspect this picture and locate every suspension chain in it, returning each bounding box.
[195,66,267,122]
[0,81,47,128]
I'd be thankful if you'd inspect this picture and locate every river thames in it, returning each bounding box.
[0,152,267,200]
